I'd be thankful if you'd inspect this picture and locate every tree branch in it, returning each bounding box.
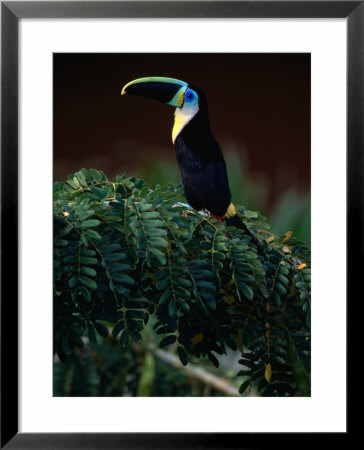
[152,347,240,397]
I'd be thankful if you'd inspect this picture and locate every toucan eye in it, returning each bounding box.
[186,90,194,100]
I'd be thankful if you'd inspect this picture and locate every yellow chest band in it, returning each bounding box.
[172,104,199,144]
[172,112,189,144]
[222,202,237,219]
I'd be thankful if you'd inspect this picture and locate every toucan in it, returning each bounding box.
[121,76,248,231]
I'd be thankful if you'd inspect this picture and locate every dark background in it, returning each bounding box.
[54,53,310,223]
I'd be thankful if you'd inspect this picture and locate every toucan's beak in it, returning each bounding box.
[121,76,188,107]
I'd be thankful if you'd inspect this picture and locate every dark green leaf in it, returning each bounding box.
[177,346,188,366]
[94,322,109,338]
[159,335,177,348]
[82,219,101,228]
[239,380,250,394]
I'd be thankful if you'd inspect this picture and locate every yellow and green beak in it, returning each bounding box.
[121,76,188,107]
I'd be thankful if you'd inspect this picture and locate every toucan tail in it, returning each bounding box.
[225,214,252,236]
[225,213,261,247]
[225,213,245,229]
[223,203,249,232]
[223,203,261,247]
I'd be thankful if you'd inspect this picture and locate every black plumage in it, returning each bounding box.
[173,86,247,230]
[174,88,231,217]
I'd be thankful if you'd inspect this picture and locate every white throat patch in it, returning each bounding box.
[172,103,199,144]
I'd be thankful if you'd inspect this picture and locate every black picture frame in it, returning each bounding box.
[1,1,358,448]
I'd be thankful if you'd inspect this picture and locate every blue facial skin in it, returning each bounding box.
[184,88,198,105]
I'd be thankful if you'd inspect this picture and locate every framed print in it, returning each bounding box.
[1,1,359,448]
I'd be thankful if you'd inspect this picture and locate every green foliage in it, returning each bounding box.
[54,169,311,396]
[53,337,228,397]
